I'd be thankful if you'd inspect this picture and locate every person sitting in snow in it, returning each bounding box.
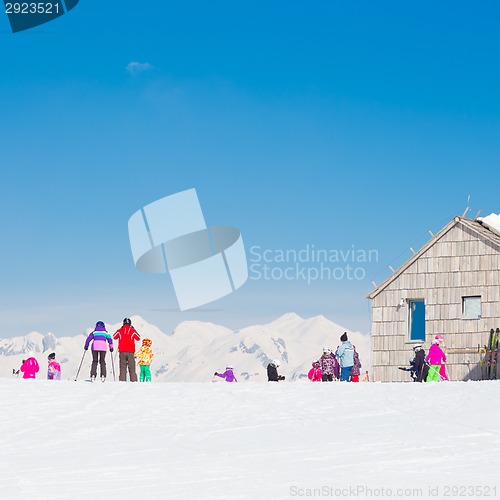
[47,352,61,380]
[308,361,322,382]
[135,338,154,382]
[214,365,237,382]
[20,357,39,379]
[267,359,285,382]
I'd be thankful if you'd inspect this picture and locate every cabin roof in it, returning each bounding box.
[367,216,500,300]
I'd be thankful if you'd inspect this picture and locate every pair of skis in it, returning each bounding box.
[483,328,499,380]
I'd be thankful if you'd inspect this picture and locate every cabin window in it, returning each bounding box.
[462,296,481,319]
[408,299,425,341]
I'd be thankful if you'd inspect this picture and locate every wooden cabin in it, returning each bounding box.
[367,215,500,382]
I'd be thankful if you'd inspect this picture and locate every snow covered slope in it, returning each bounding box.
[0,379,498,500]
[0,314,370,382]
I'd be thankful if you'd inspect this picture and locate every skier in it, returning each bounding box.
[434,334,449,381]
[47,352,61,380]
[20,357,39,379]
[426,339,447,382]
[84,321,113,382]
[267,359,285,382]
[214,365,238,382]
[134,338,154,382]
[318,346,339,381]
[350,346,362,382]
[335,332,355,382]
[308,361,322,382]
[113,318,141,382]
[399,344,427,382]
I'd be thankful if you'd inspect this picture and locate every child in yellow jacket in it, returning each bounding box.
[135,338,154,382]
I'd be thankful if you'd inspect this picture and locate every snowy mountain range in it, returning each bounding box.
[0,313,371,382]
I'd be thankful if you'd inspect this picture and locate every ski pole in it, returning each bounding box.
[111,351,116,381]
[75,350,87,381]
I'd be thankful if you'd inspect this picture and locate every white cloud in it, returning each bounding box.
[126,61,154,75]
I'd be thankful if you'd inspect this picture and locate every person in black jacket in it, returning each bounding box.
[399,344,428,382]
[267,359,285,382]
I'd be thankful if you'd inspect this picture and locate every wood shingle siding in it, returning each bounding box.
[368,216,500,382]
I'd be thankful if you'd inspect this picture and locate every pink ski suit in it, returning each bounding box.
[21,357,40,379]
[425,344,446,382]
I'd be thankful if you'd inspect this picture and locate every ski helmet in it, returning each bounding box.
[226,365,234,370]
[123,318,132,325]
[312,361,320,367]
[323,346,332,353]
[434,334,444,343]
[272,359,280,367]
[413,344,422,351]
[96,321,105,328]
[48,352,56,360]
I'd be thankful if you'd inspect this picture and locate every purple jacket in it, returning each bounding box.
[216,369,237,382]
[351,350,362,376]
[319,353,339,378]
[85,324,113,352]
[426,343,446,365]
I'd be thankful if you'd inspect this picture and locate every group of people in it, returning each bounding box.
[17,318,155,383]
[16,354,61,380]
[399,334,448,382]
[83,317,154,382]
[214,332,364,383]
[307,332,363,382]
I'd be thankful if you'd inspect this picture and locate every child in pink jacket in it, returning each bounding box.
[425,341,446,382]
[308,361,322,382]
[47,353,61,380]
[21,357,39,379]
[434,334,449,381]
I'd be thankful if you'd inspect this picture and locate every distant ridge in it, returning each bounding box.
[0,314,370,382]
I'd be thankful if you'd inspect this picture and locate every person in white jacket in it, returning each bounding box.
[335,332,354,382]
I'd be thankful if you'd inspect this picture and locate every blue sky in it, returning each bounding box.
[1,1,499,337]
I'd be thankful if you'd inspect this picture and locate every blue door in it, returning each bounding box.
[409,300,425,341]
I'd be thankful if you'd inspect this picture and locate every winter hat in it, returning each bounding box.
[340,332,348,342]
[434,334,444,343]
[47,353,56,360]
[272,359,280,367]
[226,365,234,370]
[123,318,132,325]
[413,344,422,351]
[142,338,152,347]
[312,361,320,368]
[323,346,332,353]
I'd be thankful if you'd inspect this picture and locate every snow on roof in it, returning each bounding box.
[478,213,500,237]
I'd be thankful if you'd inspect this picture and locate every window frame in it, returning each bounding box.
[462,295,482,320]
[407,298,426,341]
